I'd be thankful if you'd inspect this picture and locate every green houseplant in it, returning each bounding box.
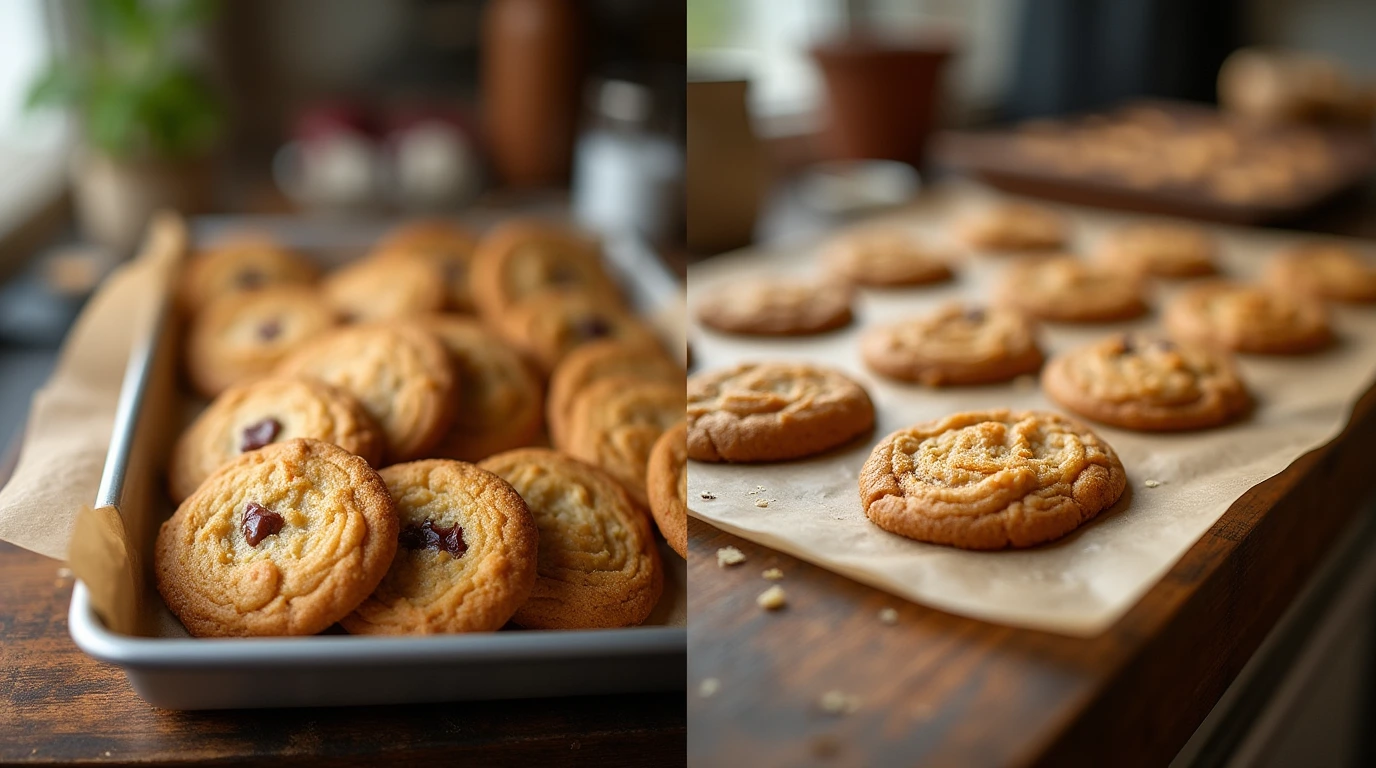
[27,0,223,248]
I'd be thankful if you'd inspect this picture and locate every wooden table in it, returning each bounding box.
[687,347,1376,766]
[0,450,685,765]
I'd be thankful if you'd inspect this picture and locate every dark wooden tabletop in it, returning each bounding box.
[0,445,684,766]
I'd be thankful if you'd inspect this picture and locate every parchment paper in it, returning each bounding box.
[687,183,1376,636]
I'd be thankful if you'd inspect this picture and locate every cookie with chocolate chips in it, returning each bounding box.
[1043,334,1251,431]
[169,377,385,502]
[479,449,662,629]
[563,376,685,509]
[342,460,539,635]
[178,236,319,313]
[322,255,448,323]
[861,304,1044,385]
[155,438,398,636]
[996,256,1149,323]
[502,288,661,375]
[1164,280,1333,354]
[1264,242,1376,304]
[184,286,338,398]
[372,220,480,312]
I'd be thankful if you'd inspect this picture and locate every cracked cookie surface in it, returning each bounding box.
[859,410,1126,550]
[861,304,1043,385]
[646,421,688,559]
[1165,280,1332,354]
[996,256,1149,323]
[564,377,685,508]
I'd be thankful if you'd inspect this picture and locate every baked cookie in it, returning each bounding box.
[822,228,955,287]
[276,322,457,461]
[687,362,875,462]
[478,449,662,629]
[695,280,853,336]
[184,286,338,398]
[341,460,539,635]
[861,304,1044,385]
[996,256,1149,323]
[547,340,684,448]
[155,438,398,636]
[1096,223,1218,278]
[470,219,621,334]
[1042,334,1251,431]
[373,220,479,312]
[418,315,544,462]
[1164,281,1332,354]
[178,236,318,313]
[322,256,448,323]
[503,289,661,375]
[956,203,1068,251]
[1264,242,1376,303]
[564,377,685,509]
[168,377,385,502]
[646,421,687,559]
[858,410,1127,550]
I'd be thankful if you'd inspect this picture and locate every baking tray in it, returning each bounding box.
[935,99,1376,225]
[67,213,687,710]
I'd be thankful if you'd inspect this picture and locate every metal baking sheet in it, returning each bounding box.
[67,213,687,710]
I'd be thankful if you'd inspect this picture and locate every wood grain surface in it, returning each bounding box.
[0,537,685,765]
[687,380,1376,767]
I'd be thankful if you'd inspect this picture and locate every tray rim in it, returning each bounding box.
[67,212,687,677]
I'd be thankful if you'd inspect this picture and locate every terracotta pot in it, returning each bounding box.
[686,78,768,253]
[481,0,582,187]
[71,149,213,251]
[811,38,953,168]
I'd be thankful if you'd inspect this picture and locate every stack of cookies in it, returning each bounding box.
[689,197,1374,551]
[157,219,686,637]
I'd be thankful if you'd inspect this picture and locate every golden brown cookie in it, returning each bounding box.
[341,460,539,635]
[822,228,955,287]
[417,315,544,462]
[168,377,385,503]
[479,449,662,629]
[1264,242,1376,303]
[470,219,621,335]
[859,410,1127,550]
[1096,223,1218,278]
[276,323,457,461]
[546,340,684,448]
[178,236,318,313]
[1164,280,1333,354]
[184,286,338,398]
[563,377,684,509]
[322,256,448,323]
[503,289,661,375]
[995,256,1149,323]
[1042,334,1251,431]
[861,304,1044,385]
[372,220,479,312]
[687,362,875,462]
[956,203,1068,251]
[694,280,853,336]
[155,438,398,637]
[646,421,687,559]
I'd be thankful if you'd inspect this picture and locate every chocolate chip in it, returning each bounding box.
[236,270,265,290]
[964,308,987,323]
[399,520,468,558]
[1116,335,1137,355]
[242,502,284,546]
[240,417,281,452]
[574,315,611,340]
[257,318,282,341]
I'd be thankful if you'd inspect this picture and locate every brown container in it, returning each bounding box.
[686,77,769,253]
[811,38,953,168]
[481,0,583,187]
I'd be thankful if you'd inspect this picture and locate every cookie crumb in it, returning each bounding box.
[699,491,717,500]
[819,690,861,715]
[757,585,787,610]
[754,498,775,508]
[746,485,767,496]
[716,546,747,567]
[1144,479,1162,488]
[878,607,898,625]
[699,678,721,698]
[762,568,784,580]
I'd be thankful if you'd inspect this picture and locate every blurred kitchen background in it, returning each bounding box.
[686,0,1376,255]
[0,0,683,457]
